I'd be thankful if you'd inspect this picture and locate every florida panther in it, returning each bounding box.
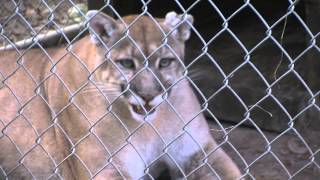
[0,10,242,179]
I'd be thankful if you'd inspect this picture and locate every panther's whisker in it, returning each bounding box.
[92,82,122,86]
[82,87,119,91]
[80,90,120,94]
[79,89,120,95]
[85,93,119,97]
[187,69,205,82]
[82,85,119,90]
[87,87,120,92]
[83,84,117,89]
[78,93,121,100]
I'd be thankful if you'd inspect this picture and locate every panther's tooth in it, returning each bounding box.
[137,105,141,112]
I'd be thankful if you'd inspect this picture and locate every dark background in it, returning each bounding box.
[89,0,320,133]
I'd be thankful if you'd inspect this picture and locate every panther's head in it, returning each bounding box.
[86,10,193,121]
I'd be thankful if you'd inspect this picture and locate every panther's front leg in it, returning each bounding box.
[184,139,243,180]
[165,128,242,180]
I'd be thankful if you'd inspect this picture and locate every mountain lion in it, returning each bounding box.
[0,10,242,179]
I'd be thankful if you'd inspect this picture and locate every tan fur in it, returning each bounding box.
[0,12,242,179]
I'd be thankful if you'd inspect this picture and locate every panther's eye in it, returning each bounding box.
[159,58,174,69]
[118,59,135,69]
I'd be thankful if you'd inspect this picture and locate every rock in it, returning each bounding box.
[287,138,308,155]
[67,3,88,23]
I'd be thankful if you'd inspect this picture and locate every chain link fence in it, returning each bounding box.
[1,0,320,179]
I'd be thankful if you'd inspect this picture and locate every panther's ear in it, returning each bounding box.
[163,11,194,41]
[86,10,121,45]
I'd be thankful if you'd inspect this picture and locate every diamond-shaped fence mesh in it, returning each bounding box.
[0,0,320,179]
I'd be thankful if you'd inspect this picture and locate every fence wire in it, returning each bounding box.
[0,0,320,179]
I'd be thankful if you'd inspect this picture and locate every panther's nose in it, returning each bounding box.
[138,92,156,104]
[130,69,163,104]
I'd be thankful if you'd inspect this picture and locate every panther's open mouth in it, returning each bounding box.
[130,104,156,116]
[128,94,162,121]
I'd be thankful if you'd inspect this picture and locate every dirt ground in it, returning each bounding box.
[155,120,320,180]
[208,121,320,180]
